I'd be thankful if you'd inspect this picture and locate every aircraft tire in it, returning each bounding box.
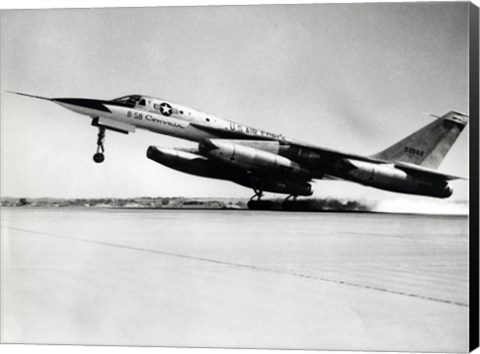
[93,153,105,163]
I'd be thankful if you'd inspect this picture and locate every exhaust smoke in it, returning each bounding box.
[248,198,374,212]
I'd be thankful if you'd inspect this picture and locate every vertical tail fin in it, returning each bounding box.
[371,111,468,169]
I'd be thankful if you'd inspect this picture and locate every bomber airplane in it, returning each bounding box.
[10,92,468,200]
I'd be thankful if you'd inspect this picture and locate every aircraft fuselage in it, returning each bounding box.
[55,95,286,143]
[11,92,467,199]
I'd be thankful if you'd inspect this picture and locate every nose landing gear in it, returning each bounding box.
[93,127,106,163]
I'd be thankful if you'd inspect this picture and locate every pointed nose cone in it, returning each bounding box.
[147,146,178,164]
[52,98,112,116]
[147,146,164,161]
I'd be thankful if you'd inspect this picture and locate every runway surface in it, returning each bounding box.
[1,208,469,351]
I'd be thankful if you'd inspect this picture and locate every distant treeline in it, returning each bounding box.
[1,196,468,213]
[0,197,248,209]
[2,196,374,212]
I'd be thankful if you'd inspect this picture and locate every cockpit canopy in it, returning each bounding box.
[112,94,145,108]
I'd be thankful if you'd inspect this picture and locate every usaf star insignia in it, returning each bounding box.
[159,102,173,116]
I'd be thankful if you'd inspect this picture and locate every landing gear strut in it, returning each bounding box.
[283,179,298,202]
[284,194,298,202]
[250,188,264,201]
[93,127,106,163]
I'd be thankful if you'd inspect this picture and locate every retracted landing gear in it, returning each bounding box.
[93,127,106,163]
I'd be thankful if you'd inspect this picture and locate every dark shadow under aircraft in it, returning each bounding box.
[10,92,468,200]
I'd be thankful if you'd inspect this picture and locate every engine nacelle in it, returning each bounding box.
[199,139,309,176]
[335,159,452,198]
[147,146,233,180]
[147,146,313,196]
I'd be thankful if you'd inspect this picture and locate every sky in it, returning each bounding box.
[0,2,471,206]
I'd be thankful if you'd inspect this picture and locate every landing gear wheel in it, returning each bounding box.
[93,127,106,163]
[93,153,105,163]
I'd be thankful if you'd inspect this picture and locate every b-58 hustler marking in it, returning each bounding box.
[9,91,468,200]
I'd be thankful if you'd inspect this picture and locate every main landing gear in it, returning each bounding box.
[93,127,106,163]
[250,188,264,201]
[284,194,298,202]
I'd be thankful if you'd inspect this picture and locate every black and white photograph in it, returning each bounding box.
[0,1,478,353]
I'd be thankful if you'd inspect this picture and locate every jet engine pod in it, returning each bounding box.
[335,158,454,198]
[146,146,232,180]
[199,139,309,176]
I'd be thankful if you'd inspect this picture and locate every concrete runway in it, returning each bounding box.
[1,208,469,351]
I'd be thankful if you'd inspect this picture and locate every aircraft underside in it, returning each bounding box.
[146,145,313,200]
[146,139,454,200]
